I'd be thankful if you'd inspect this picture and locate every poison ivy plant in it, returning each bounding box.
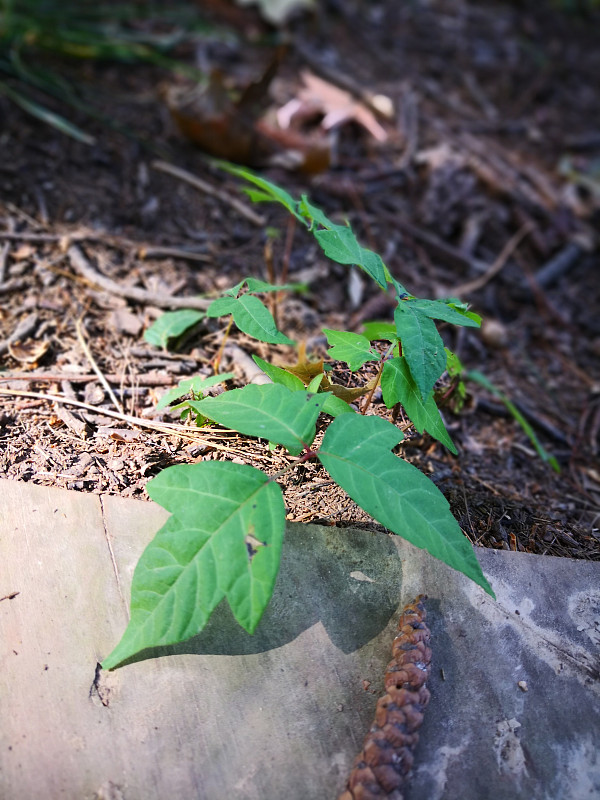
[103,169,505,670]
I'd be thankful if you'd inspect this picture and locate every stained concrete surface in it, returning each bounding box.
[0,478,598,799]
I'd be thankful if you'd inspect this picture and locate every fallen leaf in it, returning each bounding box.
[278,341,325,384]
[8,339,50,364]
[278,71,389,143]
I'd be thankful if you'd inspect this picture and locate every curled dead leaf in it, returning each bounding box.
[8,339,50,364]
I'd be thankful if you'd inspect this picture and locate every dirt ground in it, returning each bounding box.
[0,0,598,560]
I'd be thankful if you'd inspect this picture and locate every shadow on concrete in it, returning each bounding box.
[122,523,403,665]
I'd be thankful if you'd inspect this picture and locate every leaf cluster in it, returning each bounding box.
[104,168,500,669]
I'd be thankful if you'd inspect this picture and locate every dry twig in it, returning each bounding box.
[152,160,266,227]
[0,387,236,450]
[68,245,211,311]
[76,319,124,414]
[448,221,533,296]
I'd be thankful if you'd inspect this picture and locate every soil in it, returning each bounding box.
[1,0,599,561]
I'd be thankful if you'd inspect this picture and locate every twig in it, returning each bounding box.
[75,319,124,414]
[138,245,212,263]
[68,245,210,311]
[152,160,266,227]
[448,222,533,296]
[0,230,212,263]
[0,239,10,284]
[533,242,583,290]
[0,371,176,386]
[381,210,489,275]
[0,387,236,448]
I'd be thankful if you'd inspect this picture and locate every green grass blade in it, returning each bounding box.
[0,80,95,144]
[467,371,560,472]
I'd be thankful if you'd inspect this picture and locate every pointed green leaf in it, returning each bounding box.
[144,309,205,348]
[394,303,446,399]
[102,462,285,669]
[217,162,306,223]
[321,393,356,417]
[406,298,481,328]
[191,383,328,455]
[207,295,293,345]
[206,296,237,317]
[156,372,234,411]
[381,357,456,453]
[252,355,305,391]
[362,321,398,342]
[307,373,324,393]
[323,329,379,371]
[223,277,301,297]
[314,225,387,288]
[318,415,494,596]
[298,196,337,230]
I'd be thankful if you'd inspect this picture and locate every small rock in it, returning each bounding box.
[481,318,509,349]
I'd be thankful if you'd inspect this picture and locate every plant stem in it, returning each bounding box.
[213,315,233,373]
[267,446,318,483]
[361,341,396,415]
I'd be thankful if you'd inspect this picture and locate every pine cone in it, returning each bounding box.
[338,595,431,800]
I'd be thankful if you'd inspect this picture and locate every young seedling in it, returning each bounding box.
[103,168,494,670]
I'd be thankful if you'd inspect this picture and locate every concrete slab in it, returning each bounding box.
[0,478,598,799]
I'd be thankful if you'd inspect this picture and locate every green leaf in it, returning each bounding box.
[156,372,235,411]
[206,295,294,345]
[445,348,464,378]
[318,415,494,596]
[223,277,301,297]
[381,357,457,454]
[322,329,378,371]
[394,303,446,399]
[314,225,387,289]
[321,393,356,417]
[190,383,328,455]
[144,309,205,348]
[467,371,560,472]
[307,373,324,393]
[406,298,481,328]
[102,462,285,668]
[362,321,398,342]
[252,355,305,391]
[216,162,306,223]
[298,195,337,230]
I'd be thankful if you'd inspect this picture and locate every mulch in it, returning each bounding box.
[0,0,599,560]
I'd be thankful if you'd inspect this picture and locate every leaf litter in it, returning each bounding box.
[0,0,599,563]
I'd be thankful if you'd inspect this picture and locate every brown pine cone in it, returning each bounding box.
[338,595,431,800]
